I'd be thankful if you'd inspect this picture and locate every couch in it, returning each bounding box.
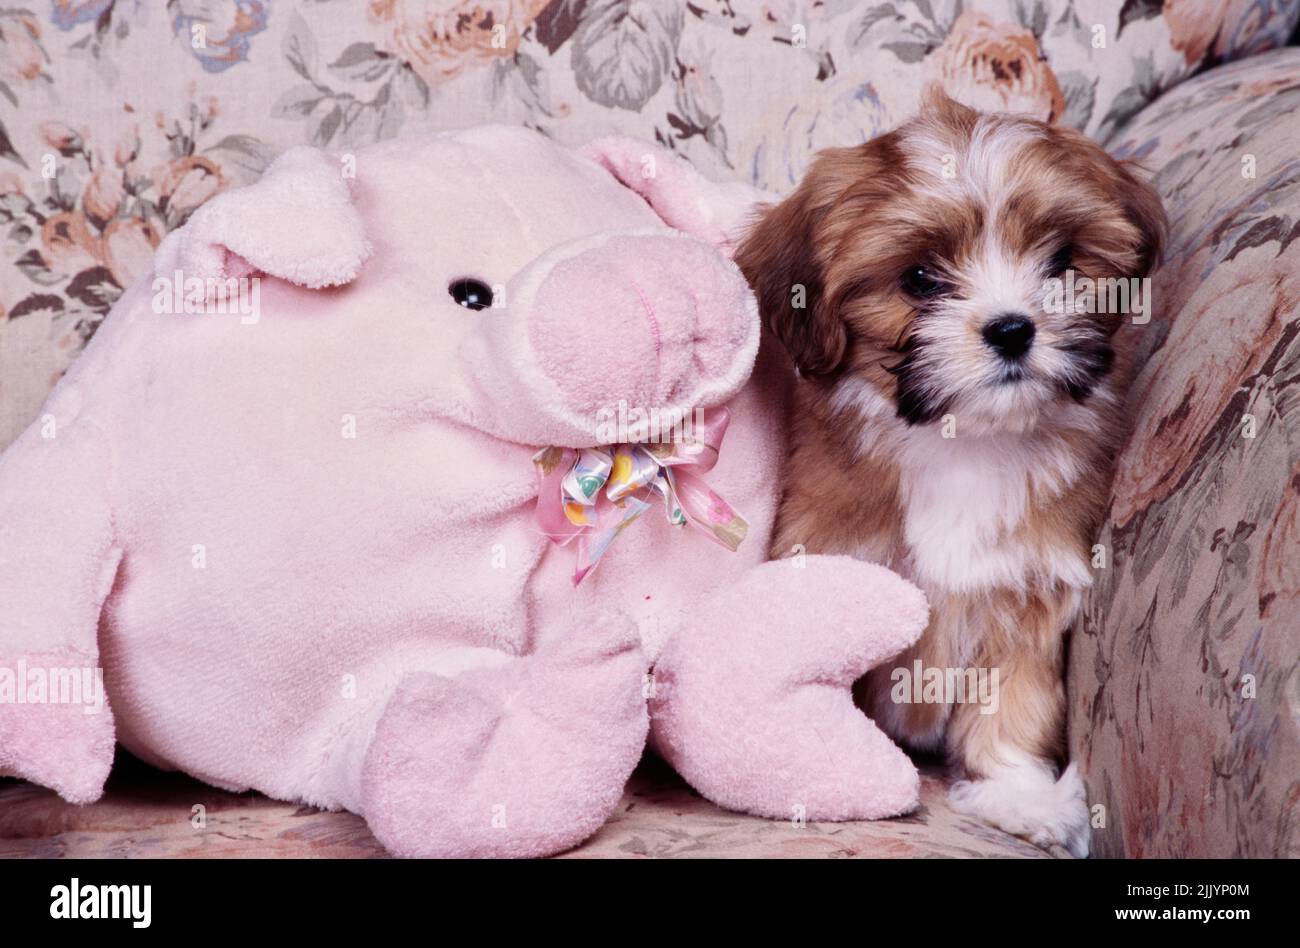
[1,0,1296,858]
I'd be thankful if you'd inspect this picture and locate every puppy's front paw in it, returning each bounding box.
[949,760,1090,857]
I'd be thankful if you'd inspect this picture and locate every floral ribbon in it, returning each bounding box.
[533,406,749,585]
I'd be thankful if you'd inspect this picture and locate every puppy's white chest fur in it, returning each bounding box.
[900,440,1028,592]
[839,382,1096,598]
[898,431,1089,595]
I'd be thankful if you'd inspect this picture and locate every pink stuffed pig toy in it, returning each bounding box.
[0,126,928,857]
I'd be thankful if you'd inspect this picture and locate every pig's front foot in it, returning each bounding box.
[361,615,648,858]
[0,646,115,804]
[650,556,929,822]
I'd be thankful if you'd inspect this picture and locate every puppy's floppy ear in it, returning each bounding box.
[1114,161,1167,277]
[736,180,846,377]
[738,144,878,374]
[155,145,371,289]
[1052,124,1167,279]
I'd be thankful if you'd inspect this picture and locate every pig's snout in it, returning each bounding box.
[523,232,757,419]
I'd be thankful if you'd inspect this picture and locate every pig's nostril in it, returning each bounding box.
[629,280,663,360]
[687,290,711,366]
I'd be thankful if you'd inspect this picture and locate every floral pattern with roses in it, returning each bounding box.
[923,10,1066,122]
[368,0,551,89]
[2,88,238,349]
[3,1,1294,379]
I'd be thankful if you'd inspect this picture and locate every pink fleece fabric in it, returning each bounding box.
[0,126,928,857]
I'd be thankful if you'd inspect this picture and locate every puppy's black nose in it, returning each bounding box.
[982,314,1036,359]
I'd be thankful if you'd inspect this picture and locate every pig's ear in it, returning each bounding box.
[155,146,370,288]
[580,137,772,256]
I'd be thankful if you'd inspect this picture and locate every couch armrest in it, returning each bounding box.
[1069,49,1300,858]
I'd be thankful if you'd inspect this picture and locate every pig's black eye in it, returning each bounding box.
[449,278,493,311]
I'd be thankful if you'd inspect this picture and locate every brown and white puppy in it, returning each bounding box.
[737,91,1165,857]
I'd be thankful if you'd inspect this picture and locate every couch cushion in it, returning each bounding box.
[0,752,1052,858]
[1069,47,1300,858]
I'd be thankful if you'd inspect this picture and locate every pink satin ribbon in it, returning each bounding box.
[533,406,749,585]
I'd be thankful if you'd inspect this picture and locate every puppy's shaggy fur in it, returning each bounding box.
[737,91,1166,856]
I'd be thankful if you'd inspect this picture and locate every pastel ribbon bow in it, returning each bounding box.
[533,406,749,585]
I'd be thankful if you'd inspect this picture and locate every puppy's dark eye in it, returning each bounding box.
[899,265,949,299]
[449,278,493,311]
[1048,244,1074,277]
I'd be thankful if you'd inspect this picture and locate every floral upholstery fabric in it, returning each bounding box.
[0,2,1297,858]
[1,753,1053,858]
[1070,47,1300,859]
